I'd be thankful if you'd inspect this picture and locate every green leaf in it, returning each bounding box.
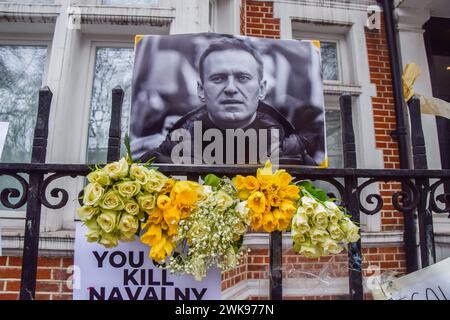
[232,235,244,253]
[124,133,133,163]
[298,180,329,202]
[203,174,221,189]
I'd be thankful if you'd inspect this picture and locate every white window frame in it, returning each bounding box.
[0,38,52,230]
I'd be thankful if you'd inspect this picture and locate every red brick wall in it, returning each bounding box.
[365,15,404,231]
[0,256,73,300]
[242,0,280,38]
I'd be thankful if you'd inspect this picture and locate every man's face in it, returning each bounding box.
[198,49,266,128]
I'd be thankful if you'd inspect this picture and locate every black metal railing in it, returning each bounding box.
[1,87,449,300]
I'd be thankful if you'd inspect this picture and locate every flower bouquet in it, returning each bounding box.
[291,181,360,259]
[233,160,299,232]
[165,174,250,281]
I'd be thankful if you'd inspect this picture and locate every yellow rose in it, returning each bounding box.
[250,212,263,230]
[103,157,129,180]
[243,176,260,192]
[99,190,124,211]
[157,195,171,210]
[292,208,310,233]
[144,169,168,193]
[310,228,329,245]
[84,219,101,242]
[292,227,307,244]
[322,238,343,255]
[87,170,111,186]
[247,191,267,214]
[83,182,104,206]
[311,203,329,230]
[235,222,247,235]
[262,212,278,233]
[137,193,156,212]
[77,205,99,221]
[141,224,162,246]
[119,231,136,242]
[96,210,117,233]
[99,231,119,248]
[327,223,345,241]
[215,190,234,211]
[163,206,181,226]
[124,199,140,216]
[340,218,360,243]
[297,241,322,259]
[301,195,317,212]
[129,164,149,185]
[149,236,174,262]
[324,201,344,224]
[118,213,139,234]
[115,180,141,199]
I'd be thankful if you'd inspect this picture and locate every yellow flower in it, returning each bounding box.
[322,238,343,255]
[83,182,104,206]
[327,223,345,241]
[247,191,267,214]
[280,199,296,216]
[157,195,171,210]
[118,213,139,234]
[146,208,163,225]
[215,190,234,211]
[163,206,181,227]
[281,185,300,201]
[119,231,136,242]
[340,218,360,243]
[250,212,263,230]
[273,209,291,231]
[170,181,202,207]
[292,207,310,233]
[243,176,260,192]
[297,241,322,259]
[96,210,117,233]
[144,169,168,193]
[262,212,278,233]
[310,228,329,245]
[103,157,129,180]
[274,170,292,187]
[257,160,273,178]
[87,170,111,187]
[84,219,101,242]
[238,189,250,200]
[115,180,141,199]
[311,203,329,230]
[77,205,99,221]
[137,193,156,213]
[141,224,162,247]
[292,228,307,244]
[232,175,247,190]
[160,178,175,195]
[99,231,119,248]
[149,236,174,262]
[267,193,282,207]
[129,164,149,185]
[166,223,179,237]
[124,199,140,216]
[99,190,124,211]
[178,205,191,220]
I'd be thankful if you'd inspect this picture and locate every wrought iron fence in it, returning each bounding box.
[1,86,449,300]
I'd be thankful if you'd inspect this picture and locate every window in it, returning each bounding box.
[86,47,134,164]
[209,0,217,32]
[102,0,158,5]
[325,109,343,168]
[321,41,340,82]
[0,45,47,163]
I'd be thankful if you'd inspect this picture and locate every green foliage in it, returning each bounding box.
[298,180,329,202]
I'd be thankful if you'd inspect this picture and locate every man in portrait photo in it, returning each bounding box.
[134,36,318,166]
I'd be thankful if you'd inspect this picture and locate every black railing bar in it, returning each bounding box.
[1,163,450,179]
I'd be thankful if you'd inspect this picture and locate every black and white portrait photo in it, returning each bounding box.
[130,33,326,166]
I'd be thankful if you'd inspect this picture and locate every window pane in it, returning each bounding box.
[102,0,158,5]
[0,45,47,163]
[321,42,339,81]
[87,47,134,164]
[325,109,343,168]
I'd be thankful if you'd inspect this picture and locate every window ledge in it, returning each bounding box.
[72,4,174,27]
[324,83,362,96]
[0,3,60,23]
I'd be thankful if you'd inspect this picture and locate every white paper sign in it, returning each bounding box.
[0,122,9,159]
[73,222,221,300]
[372,257,450,300]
